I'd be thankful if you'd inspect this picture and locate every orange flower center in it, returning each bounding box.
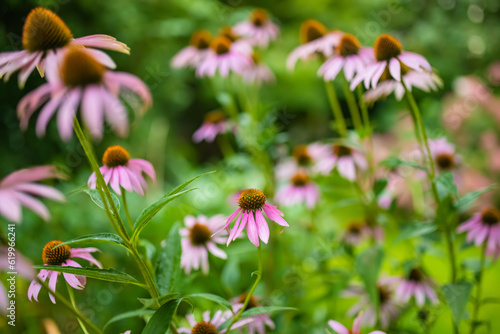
[292,145,311,166]
[102,145,130,167]
[190,30,212,50]
[374,34,402,62]
[219,26,238,42]
[238,189,266,211]
[189,223,212,245]
[22,7,73,52]
[204,110,226,124]
[333,145,352,157]
[347,222,364,235]
[60,48,105,87]
[435,153,454,170]
[250,9,269,27]
[337,34,361,57]
[192,321,218,334]
[211,36,232,55]
[481,208,500,226]
[291,171,310,186]
[300,20,327,44]
[42,240,71,266]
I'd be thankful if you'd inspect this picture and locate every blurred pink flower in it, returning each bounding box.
[328,312,386,334]
[17,47,151,141]
[233,9,279,48]
[287,20,342,71]
[171,30,213,69]
[488,61,500,86]
[0,7,129,88]
[312,143,367,181]
[214,189,289,247]
[28,241,102,304]
[396,268,438,307]
[88,145,156,196]
[342,221,383,246]
[0,165,64,223]
[275,143,324,181]
[196,36,252,77]
[275,170,320,209]
[231,293,275,334]
[178,310,251,333]
[457,208,500,256]
[242,53,275,85]
[180,215,227,275]
[481,132,500,172]
[193,110,231,143]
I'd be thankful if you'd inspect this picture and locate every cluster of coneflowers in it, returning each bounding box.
[0,5,499,334]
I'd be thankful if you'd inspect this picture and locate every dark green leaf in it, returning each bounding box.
[34,265,144,287]
[53,233,126,249]
[393,222,437,244]
[355,246,384,312]
[142,298,182,334]
[240,306,297,317]
[138,293,179,310]
[155,223,182,295]
[380,156,426,171]
[187,293,233,311]
[456,185,496,212]
[83,189,120,211]
[373,178,388,196]
[435,195,454,226]
[442,282,473,325]
[433,172,458,200]
[103,309,155,330]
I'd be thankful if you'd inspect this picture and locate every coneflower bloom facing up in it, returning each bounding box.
[214,189,289,247]
[396,268,438,307]
[193,110,231,143]
[328,312,386,334]
[17,47,152,141]
[350,34,432,90]
[0,166,64,223]
[274,170,320,209]
[196,35,252,78]
[28,240,102,304]
[318,34,374,82]
[287,20,343,71]
[88,145,156,196]
[312,143,367,181]
[242,52,275,85]
[232,293,275,334]
[233,9,279,47]
[180,215,227,275]
[0,7,129,88]
[171,30,213,69]
[457,208,500,253]
[178,310,251,334]
[343,278,400,329]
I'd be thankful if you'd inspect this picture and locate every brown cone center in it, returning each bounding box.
[338,34,361,57]
[192,321,218,334]
[481,208,500,226]
[300,20,327,44]
[22,7,73,52]
[42,240,71,265]
[238,189,266,211]
[189,223,212,245]
[102,145,130,167]
[374,34,403,62]
[60,48,105,87]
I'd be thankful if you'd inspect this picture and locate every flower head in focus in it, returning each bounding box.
[88,145,156,195]
[233,9,279,47]
[171,30,213,69]
[28,241,102,303]
[0,7,129,88]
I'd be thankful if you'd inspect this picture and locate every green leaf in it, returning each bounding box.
[373,178,388,196]
[442,282,473,325]
[138,293,179,310]
[83,189,120,211]
[240,306,297,317]
[155,223,182,295]
[187,293,233,311]
[355,246,384,312]
[131,188,195,241]
[167,171,215,197]
[103,309,155,330]
[456,185,496,212]
[142,298,182,334]
[34,265,144,287]
[53,233,126,249]
[435,195,455,226]
[393,222,438,244]
[380,156,426,171]
[433,172,458,200]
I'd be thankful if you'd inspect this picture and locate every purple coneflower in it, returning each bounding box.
[343,277,400,329]
[0,7,129,88]
[428,137,460,172]
[17,47,152,141]
[275,170,319,209]
[275,144,324,181]
[0,165,64,223]
[242,52,275,85]
[193,110,231,143]
[233,9,279,48]
[313,143,367,181]
[287,20,343,71]
[328,312,386,334]
[180,215,227,275]
[178,310,251,333]
[28,240,102,304]
[350,34,431,90]
[396,268,438,307]
[457,208,500,253]
[171,30,213,69]
[232,293,275,334]
[318,34,374,82]
[88,145,156,196]
[214,188,289,247]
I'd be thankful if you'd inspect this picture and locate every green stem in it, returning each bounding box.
[121,187,134,231]
[470,243,487,334]
[128,245,160,299]
[340,75,363,135]
[226,246,263,332]
[324,81,347,137]
[356,85,375,176]
[67,283,90,334]
[36,277,103,334]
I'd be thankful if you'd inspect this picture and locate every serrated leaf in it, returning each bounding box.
[131,188,195,241]
[103,309,155,330]
[138,293,179,310]
[442,282,473,325]
[456,185,496,212]
[142,298,182,334]
[33,265,144,287]
[83,189,120,211]
[355,246,384,312]
[53,233,126,249]
[373,178,388,196]
[433,172,458,200]
[155,223,182,295]
[188,293,233,311]
[393,222,437,244]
